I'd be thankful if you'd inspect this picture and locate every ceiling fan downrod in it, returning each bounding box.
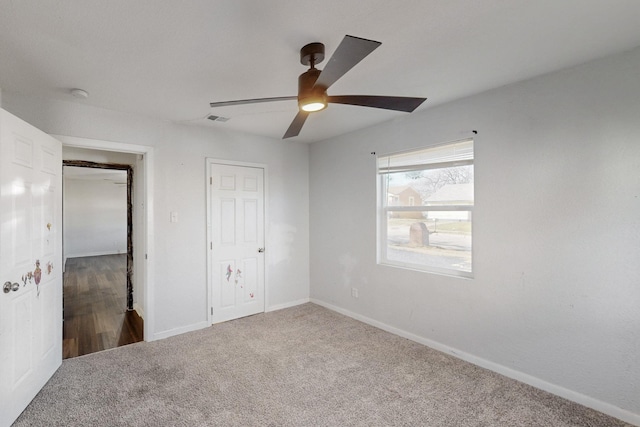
[298,42,327,112]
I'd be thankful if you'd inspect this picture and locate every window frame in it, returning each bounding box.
[377,138,474,278]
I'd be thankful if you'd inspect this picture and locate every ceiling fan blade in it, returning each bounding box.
[283,111,309,139]
[327,95,426,112]
[313,35,381,90]
[210,96,297,108]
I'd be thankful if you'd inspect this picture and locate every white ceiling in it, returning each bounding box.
[1,1,640,143]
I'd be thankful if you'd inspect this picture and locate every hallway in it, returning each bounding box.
[63,254,143,358]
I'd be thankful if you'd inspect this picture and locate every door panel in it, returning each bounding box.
[243,199,257,242]
[11,291,34,383]
[241,257,258,302]
[0,109,62,426]
[219,259,235,308]
[209,163,264,324]
[220,199,236,244]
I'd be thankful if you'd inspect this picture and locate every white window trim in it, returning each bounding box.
[377,138,474,278]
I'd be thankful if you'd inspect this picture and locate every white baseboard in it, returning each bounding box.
[151,321,209,342]
[266,298,310,313]
[65,250,126,260]
[309,298,640,427]
[155,300,309,342]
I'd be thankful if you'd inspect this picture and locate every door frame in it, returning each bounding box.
[53,135,155,341]
[63,160,134,310]
[205,158,268,325]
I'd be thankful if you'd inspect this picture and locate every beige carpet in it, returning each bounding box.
[15,303,630,426]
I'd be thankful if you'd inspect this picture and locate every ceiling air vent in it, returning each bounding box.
[207,115,230,122]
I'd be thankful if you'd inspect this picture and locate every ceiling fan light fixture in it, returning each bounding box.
[300,99,327,112]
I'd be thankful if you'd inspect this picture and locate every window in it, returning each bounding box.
[377,139,474,277]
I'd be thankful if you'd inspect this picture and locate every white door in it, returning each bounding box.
[0,109,62,426]
[208,162,265,324]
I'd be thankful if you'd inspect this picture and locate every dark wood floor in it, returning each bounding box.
[63,254,143,359]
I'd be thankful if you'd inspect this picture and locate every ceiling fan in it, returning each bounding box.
[209,35,427,139]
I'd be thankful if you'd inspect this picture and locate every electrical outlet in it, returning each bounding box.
[351,288,359,298]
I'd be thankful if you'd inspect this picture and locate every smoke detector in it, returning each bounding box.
[70,88,89,99]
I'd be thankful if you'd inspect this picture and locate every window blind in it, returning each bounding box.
[378,138,473,174]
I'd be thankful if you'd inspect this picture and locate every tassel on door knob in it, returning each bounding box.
[258,248,265,253]
[3,281,20,293]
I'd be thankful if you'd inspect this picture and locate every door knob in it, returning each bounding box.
[258,248,265,253]
[3,281,20,293]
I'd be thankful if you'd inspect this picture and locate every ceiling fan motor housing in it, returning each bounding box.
[298,68,327,111]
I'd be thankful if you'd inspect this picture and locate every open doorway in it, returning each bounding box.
[56,135,154,349]
[62,160,142,358]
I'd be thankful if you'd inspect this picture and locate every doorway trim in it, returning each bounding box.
[53,135,155,341]
[205,158,268,325]
[63,160,134,310]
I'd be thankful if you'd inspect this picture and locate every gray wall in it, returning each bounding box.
[309,47,640,419]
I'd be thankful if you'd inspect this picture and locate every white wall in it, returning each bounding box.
[309,47,640,422]
[63,172,127,259]
[2,94,310,340]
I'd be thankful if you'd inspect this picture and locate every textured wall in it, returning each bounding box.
[309,47,640,420]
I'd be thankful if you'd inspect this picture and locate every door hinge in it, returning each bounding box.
[145,253,148,260]
[210,177,212,185]
[210,242,212,250]
[211,307,213,315]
